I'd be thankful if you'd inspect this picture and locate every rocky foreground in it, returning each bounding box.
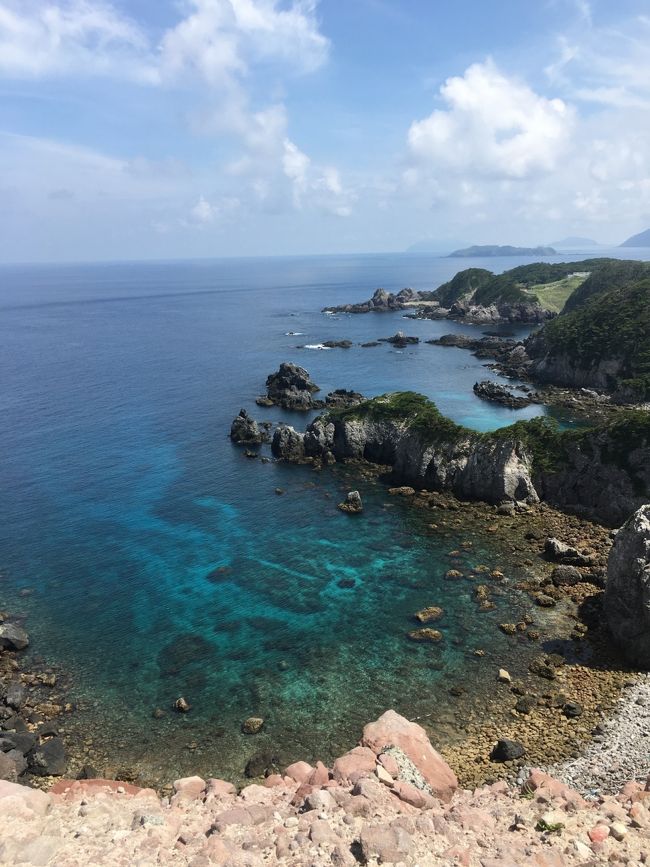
[1,709,649,866]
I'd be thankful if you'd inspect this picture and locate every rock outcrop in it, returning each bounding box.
[270,391,650,525]
[605,505,650,667]
[273,394,539,505]
[379,331,419,347]
[229,409,269,445]
[473,380,533,409]
[324,287,425,314]
[260,362,321,411]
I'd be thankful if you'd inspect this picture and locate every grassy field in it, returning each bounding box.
[524,273,589,313]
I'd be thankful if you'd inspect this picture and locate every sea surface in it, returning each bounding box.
[1,249,647,782]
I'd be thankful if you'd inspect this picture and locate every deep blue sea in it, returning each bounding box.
[1,249,646,782]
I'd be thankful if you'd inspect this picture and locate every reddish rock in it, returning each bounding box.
[172,775,206,801]
[524,769,588,809]
[0,780,51,816]
[443,845,471,866]
[361,710,457,801]
[205,778,236,797]
[378,753,400,778]
[308,761,330,786]
[263,774,285,788]
[359,824,413,863]
[392,781,435,810]
[588,824,610,843]
[284,760,314,783]
[50,779,149,798]
[332,746,377,783]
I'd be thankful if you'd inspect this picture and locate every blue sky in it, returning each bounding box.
[1,0,650,262]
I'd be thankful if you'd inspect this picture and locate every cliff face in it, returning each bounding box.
[449,296,553,324]
[300,414,539,504]
[272,394,650,526]
[536,428,650,527]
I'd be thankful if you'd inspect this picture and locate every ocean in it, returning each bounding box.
[1,249,646,783]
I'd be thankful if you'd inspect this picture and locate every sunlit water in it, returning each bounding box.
[1,250,646,782]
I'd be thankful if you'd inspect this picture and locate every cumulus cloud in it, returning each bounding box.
[0,0,155,81]
[159,0,329,86]
[407,61,573,180]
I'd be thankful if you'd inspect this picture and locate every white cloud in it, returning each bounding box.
[0,0,155,81]
[407,61,573,181]
[189,195,218,225]
[159,0,329,86]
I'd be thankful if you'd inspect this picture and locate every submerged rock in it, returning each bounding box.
[242,717,264,735]
[0,624,29,651]
[605,505,650,667]
[229,409,269,445]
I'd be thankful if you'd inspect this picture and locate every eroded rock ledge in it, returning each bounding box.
[271,392,650,526]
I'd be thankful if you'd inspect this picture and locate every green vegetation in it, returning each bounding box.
[433,268,493,307]
[538,279,650,398]
[563,259,650,312]
[328,392,466,445]
[535,819,564,834]
[432,257,648,314]
[524,274,587,313]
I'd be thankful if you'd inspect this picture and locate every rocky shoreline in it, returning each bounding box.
[0,707,648,865]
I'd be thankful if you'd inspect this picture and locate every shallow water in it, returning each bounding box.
[0,250,645,782]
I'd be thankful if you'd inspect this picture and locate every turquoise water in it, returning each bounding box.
[0,251,641,782]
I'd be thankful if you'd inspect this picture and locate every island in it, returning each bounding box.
[448,244,556,258]
[620,227,650,247]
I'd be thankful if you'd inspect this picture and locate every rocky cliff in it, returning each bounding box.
[272,393,650,526]
[605,505,650,667]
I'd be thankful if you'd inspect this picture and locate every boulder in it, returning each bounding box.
[229,409,269,445]
[28,737,66,776]
[544,538,593,566]
[551,565,582,586]
[338,491,363,514]
[4,683,26,711]
[361,710,457,801]
[0,624,29,651]
[490,739,526,762]
[605,505,650,667]
[241,717,264,735]
[0,752,18,782]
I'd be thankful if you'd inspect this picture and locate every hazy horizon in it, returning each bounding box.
[2,0,650,263]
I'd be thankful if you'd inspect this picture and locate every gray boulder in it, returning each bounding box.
[4,683,26,711]
[229,409,269,445]
[28,736,66,776]
[605,505,650,667]
[0,624,29,651]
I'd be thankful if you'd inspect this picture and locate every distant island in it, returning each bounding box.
[549,236,600,248]
[620,228,650,248]
[449,245,556,258]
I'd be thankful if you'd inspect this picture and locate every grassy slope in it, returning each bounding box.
[432,258,645,311]
[524,274,587,314]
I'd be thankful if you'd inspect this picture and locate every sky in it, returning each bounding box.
[1,0,650,262]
